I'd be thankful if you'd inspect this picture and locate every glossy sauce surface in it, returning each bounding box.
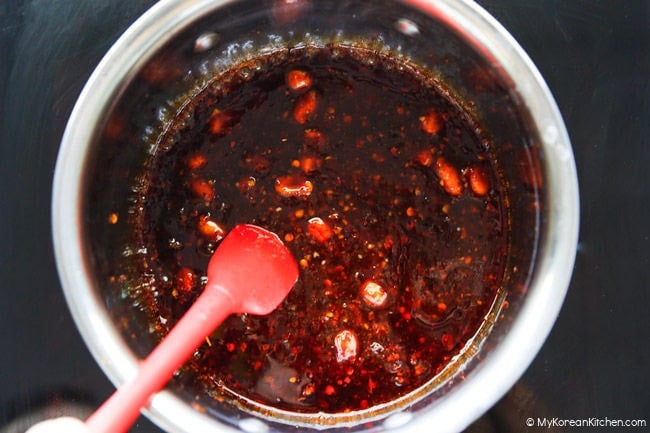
[130,45,509,413]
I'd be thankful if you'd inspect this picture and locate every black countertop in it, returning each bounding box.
[1,1,648,432]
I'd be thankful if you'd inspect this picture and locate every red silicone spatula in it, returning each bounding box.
[84,224,299,433]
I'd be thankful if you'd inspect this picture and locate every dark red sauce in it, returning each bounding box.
[128,45,508,413]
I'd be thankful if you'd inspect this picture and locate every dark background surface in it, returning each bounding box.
[1,1,648,432]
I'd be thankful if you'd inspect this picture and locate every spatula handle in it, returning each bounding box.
[85,288,234,433]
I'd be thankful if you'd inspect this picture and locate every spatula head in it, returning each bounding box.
[206,224,299,315]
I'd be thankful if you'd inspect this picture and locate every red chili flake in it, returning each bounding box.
[385,350,400,363]
[187,153,208,170]
[435,157,463,196]
[360,280,388,307]
[197,215,225,241]
[307,217,333,243]
[302,382,315,397]
[300,156,322,174]
[324,385,336,396]
[226,342,236,352]
[441,333,455,351]
[286,69,313,91]
[419,109,443,135]
[396,305,412,321]
[467,164,490,196]
[209,108,232,135]
[413,148,435,167]
[334,329,358,362]
[275,175,314,198]
[236,176,257,194]
[176,267,195,292]
[190,178,215,201]
[293,90,318,124]
[367,377,377,394]
[304,128,326,149]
